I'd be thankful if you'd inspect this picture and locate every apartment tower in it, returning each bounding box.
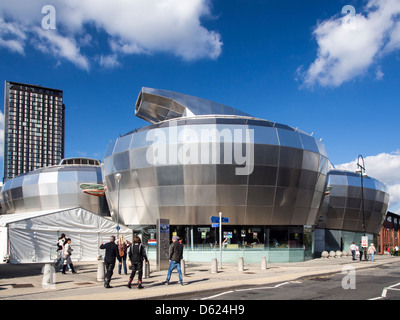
[3,81,65,181]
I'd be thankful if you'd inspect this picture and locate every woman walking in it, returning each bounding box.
[62,238,77,274]
[368,243,376,262]
[117,235,131,275]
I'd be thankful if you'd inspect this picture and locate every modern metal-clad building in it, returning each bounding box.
[102,88,330,260]
[314,169,390,255]
[1,158,107,215]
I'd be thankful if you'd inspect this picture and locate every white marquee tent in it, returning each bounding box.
[0,207,133,264]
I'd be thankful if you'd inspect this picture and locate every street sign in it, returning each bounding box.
[212,223,219,228]
[362,236,368,248]
[210,216,229,223]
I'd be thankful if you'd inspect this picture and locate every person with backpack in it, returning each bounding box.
[127,236,148,289]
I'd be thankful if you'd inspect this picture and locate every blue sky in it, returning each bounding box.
[0,0,399,211]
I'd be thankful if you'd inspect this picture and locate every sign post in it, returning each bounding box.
[361,236,368,248]
[210,213,229,269]
[156,219,170,271]
[219,212,222,269]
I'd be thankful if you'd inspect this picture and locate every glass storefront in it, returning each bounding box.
[131,224,313,262]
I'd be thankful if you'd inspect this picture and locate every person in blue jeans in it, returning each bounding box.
[164,236,184,286]
[368,243,376,262]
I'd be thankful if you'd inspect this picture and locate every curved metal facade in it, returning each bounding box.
[318,170,390,234]
[1,159,105,215]
[103,88,330,226]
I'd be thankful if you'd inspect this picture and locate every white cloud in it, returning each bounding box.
[0,0,222,69]
[335,151,400,213]
[98,54,120,69]
[299,0,400,87]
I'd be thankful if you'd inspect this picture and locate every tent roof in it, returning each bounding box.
[0,207,132,235]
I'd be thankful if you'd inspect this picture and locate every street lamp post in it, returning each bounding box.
[356,155,367,260]
[115,172,122,239]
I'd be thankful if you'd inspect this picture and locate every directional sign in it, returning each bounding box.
[212,223,219,228]
[210,216,229,223]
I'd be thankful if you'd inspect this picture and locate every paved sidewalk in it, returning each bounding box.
[1,254,399,300]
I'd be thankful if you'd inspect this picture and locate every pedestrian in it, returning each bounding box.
[368,243,376,262]
[350,242,357,261]
[117,235,132,275]
[62,238,76,274]
[55,233,66,271]
[100,235,120,288]
[127,236,149,289]
[358,241,364,261]
[164,235,184,286]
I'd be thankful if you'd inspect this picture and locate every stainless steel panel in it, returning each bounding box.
[253,144,279,166]
[185,206,218,224]
[155,166,184,186]
[302,150,319,171]
[216,186,247,206]
[279,147,303,169]
[113,151,130,172]
[291,207,311,225]
[299,133,319,153]
[216,164,248,185]
[247,186,275,206]
[295,189,314,208]
[298,170,318,190]
[134,167,157,187]
[277,167,301,188]
[248,166,278,186]
[277,129,302,149]
[184,185,217,206]
[271,207,294,225]
[183,164,216,185]
[275,187,298,207]
[158,186,185,206]
[245,206,274,225]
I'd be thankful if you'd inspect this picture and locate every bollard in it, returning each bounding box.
[97,261,105,282]
[211,258,218,274]
[181,259,186,276]
[238,257,244,272]
[144,261,150,279]
[261,256,267,270]
[42,263,56,289]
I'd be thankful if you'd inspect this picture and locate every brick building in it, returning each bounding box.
[378,211,400,255]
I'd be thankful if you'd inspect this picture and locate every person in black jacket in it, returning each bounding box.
[164,235,184,286]
[100,236,120,288]
[127,236,148,289]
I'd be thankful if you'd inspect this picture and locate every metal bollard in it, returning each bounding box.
[181,259,186,276]
[211,258,218,274]
[261,256,267,270]
[144,261,150,279]
[238,257,244,272]
[97,261,105,282]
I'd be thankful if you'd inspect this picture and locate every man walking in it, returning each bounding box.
[350,242,357,261]
[100,236,120,288]
[127,236,149,289]
[164,235,184,286]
